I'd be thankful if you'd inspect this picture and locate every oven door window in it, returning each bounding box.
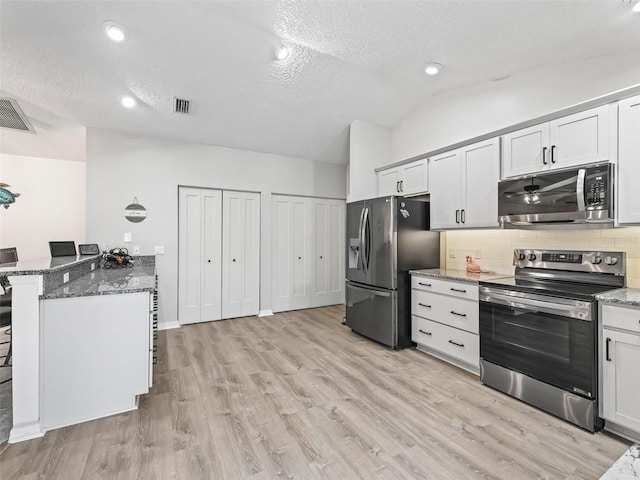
[480,301,595,397]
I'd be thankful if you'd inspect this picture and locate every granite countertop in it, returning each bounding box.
[410,268,512,285]
[600,444,639,479]
[0,254,100,275]
[596,288,640,307]
[43,264,156,299]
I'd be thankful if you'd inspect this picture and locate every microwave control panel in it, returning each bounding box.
[585,168,609,209]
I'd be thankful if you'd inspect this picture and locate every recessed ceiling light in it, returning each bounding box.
[102,21,128,42]
[424,63,442,76]
[633,1,640,12]
[274,45,290,61]
[120,95,136,108]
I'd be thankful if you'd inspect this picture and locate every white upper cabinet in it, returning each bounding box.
[430,138,500,230]
[617,95,640,224]
[377,158,429,197]
[502,105,610,178]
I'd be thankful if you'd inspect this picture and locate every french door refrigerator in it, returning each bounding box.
[346,196,440,348]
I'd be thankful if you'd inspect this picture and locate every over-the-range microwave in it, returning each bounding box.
[498,163,613,228]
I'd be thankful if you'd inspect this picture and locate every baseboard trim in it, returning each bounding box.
[158,321,180,331]
[258,309,274,317]
[9,422,46,444]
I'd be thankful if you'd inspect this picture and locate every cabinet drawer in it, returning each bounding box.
[602,304,640,334]
[412,290,478,334]
[411,316,479,368]
[411,276,478,300]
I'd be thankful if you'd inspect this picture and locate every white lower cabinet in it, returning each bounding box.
[42,292,151,430]
[411,275,479,374]
[601,303,640,440]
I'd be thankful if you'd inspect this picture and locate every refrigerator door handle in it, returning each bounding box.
[362,207,370,275]
[358,207,366,270]
[346,282,391,297]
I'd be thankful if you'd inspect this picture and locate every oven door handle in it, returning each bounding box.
[479,288,592,320]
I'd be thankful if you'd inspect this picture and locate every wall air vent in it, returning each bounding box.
[0,97,35,133]
[174,97,190,114]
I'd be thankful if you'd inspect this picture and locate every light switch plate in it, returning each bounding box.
[91,263,95,271]
[475,249,482,259]
[63,272,69,283]
[154,246,165,255]
[124,232,132,243]
[448,248,456,258]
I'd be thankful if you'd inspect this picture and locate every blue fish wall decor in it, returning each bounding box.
[0,183,20,209]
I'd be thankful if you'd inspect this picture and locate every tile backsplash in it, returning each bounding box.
[444,227,640,288]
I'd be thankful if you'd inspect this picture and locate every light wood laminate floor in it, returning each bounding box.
[0,305,631,479]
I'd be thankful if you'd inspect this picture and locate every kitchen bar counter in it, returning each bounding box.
[596,288,640,307]
[410,268,511,284]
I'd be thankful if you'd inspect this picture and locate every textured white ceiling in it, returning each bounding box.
[1,1,639,164]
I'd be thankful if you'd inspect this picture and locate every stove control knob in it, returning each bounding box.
[527,253,537,261]
[517,252,526,261]
[604,256,618,266]
[591,256,602,265]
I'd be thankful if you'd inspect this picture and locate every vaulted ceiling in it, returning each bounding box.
[1,1,639,164]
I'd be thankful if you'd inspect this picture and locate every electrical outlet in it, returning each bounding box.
[133,245,140,254]
[124,232,132,243]
[475,248,482,259]
[154,246,165,255]
[448,248,456,258]
[63,272,69,283]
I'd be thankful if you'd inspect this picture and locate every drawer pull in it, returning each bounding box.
[418,329,432,336]
[450,311,467,317]
[448,340,465,348]
[418,303,432,308]
[450,288,467,293]
[605,338,611,361]
[418,282,432,287]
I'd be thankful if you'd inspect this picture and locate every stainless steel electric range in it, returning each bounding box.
[479,249,625,432]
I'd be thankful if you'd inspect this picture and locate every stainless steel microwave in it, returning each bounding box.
[498,164,613,228]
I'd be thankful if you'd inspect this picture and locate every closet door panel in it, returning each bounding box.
[179,188,203,325]
[241,193,260,316]
[327,202,345,302]
[201,190,222,321]
[313,201,328,300]
[222,193,243,319]
[272,198,292,313]
[291,198,310,309]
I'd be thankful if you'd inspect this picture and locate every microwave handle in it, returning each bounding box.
[576,168,586,212]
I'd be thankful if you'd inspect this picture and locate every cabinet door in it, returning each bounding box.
[618,95,640,224]
[602,329,640,432]
[222,191,260,319]
[400,159,429,196]
[311,199,345,308]
[272,195,311,312]
[377,167,401,197]
[549,105,610,170]
[461,138,500,228]
[502,123,550,178]
[178,187,222,325]
[429,150,461,230]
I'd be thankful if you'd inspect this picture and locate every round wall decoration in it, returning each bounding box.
[125,197,147,223]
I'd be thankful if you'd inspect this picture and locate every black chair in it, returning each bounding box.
[0,247,17,383]
[49,241,77,257]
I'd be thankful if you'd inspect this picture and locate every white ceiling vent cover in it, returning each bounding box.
[0,97,35,133]
[174,97,190,114]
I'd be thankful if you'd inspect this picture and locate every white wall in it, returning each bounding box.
[392,49,640,162]
[0,154,86,259]
[85,128,347,328]
[348,120,391,202]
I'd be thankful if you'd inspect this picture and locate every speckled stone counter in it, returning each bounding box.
[0,254,99,275]
[410,268,511,285]
[600,444,639,479]
[597,288,640,307]
[44,264,156,299]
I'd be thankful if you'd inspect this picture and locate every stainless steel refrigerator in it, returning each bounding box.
[345,196,440,348]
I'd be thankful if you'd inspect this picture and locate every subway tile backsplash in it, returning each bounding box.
[444,227,640,288]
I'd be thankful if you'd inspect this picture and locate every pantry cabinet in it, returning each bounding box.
[272,195,345,312]
[430,137,500,230]
[601,303,640,440]
[377,158,429,197]
[502,105,610,178]
[617,95,640,224]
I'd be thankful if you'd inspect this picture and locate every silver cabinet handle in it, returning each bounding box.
[419,329,432,336]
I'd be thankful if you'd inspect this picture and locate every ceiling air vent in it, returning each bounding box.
[174,97,190,114]
[0,97,35,133]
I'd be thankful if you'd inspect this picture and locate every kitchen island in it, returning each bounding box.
[0,255,156,443]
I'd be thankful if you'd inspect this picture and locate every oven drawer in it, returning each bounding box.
[411,276,478,300]
[412,290,479,334]
[412,315,479,367]
[602,304,640,334]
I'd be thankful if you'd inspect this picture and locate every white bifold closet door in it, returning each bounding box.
[222,190,260,319]
[272,195,345,313]
[179,187,260,324]
[178,187,223,324]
